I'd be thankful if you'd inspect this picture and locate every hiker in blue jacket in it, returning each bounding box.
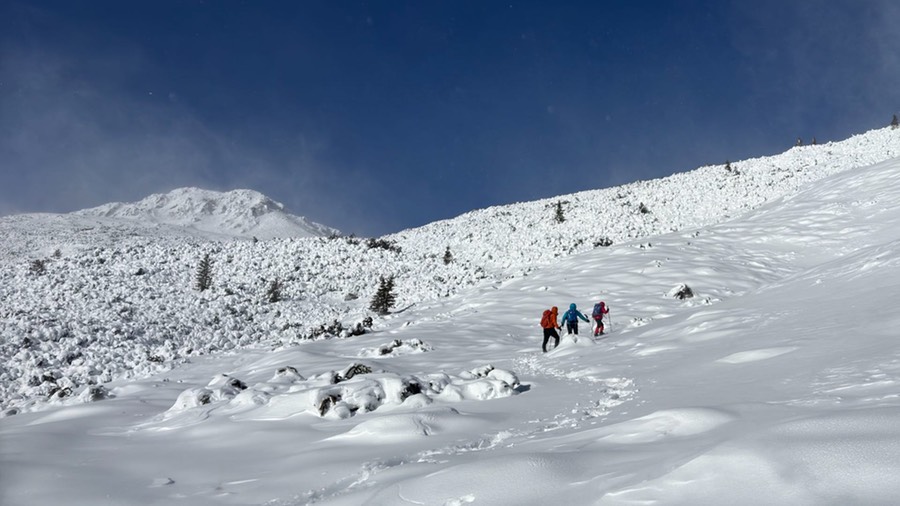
[561,303,589,335]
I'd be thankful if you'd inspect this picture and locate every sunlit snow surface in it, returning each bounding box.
[75,187,340,240]
[2,128,900,505]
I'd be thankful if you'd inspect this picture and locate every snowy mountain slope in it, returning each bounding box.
[2,147,899,504]
[0,127,898,418]
[389,126,900,272]
[75,187,339,239]
[0,213,209,260]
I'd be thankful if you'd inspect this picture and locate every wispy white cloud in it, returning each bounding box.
[730,0,900,132]
[0,43,385,233]
[0,48,221,207]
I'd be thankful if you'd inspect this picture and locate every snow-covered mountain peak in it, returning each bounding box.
[74,187,338,239]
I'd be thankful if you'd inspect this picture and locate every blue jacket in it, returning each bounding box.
[562,303,589,324]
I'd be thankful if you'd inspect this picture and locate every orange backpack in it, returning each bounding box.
[540,309,553,328]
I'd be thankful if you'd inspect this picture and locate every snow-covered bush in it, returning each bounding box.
[266,278,283,303]
[29,258,47,276]
[668,283,695,300]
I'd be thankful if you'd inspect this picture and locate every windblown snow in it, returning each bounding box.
[75,187,339,240]
[2,127,900,505]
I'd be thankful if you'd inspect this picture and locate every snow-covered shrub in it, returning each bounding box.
[668,283,695,300]
[207,373,247,392]
[461,364,496,380]
[459,364,519,389]
[359,338,431,358]
[266,278,283,303]
[49,386,73,400]
[29,259,47,276]
[317,390,342,416]
[169,374,248,412]
[78,385,113,403]
[366,238,401,253]
[487,368,520,389]
[271,366,304,382]
[379,340,402,356]
[303,319,350,339]
[338,363,373,382]
[399,378,423,400]
[172,387,213,409]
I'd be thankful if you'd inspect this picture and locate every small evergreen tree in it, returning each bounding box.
[892,114,899,129]
[725,160,732,172]
[443,246,454,265]
[266,278,283,303]
[195,253,212,291]
[553,201,565,223]
[370,275,396,315]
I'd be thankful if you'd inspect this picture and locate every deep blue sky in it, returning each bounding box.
[2,1,899,236]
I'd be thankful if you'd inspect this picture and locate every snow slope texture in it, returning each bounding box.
[2,137,900,504]
[0,127,898,417]
[76,187,339,239]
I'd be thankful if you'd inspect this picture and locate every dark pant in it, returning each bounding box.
[566,321,579,334]
[542,328,560,352]
[593,316,604,335]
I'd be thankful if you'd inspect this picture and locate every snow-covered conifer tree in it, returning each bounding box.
[195,253,212,291]
[370,275,396,315]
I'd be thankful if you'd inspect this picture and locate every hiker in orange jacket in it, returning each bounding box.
[540,306,562,352]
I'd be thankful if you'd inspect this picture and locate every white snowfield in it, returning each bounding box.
[1,126,900,505]
[75,187,340,240]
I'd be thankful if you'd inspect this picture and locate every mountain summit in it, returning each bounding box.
[74,187,338,239]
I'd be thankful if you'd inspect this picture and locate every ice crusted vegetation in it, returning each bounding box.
[160,363,519,423]
[1,127,898,415]
[3,126,900,505]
